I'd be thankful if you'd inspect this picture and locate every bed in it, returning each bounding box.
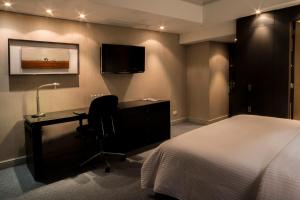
[141,115,300,200]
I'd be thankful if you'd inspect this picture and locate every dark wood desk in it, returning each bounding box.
[24,100,170,180]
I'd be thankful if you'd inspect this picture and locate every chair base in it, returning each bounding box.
[80,151,126,172]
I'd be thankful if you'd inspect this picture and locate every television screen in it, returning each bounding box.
[101,44,145,74]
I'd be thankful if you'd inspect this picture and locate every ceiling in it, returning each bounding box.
[0,0,299,43]
[0,0,205,34]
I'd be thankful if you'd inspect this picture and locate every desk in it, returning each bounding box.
[24,108,88,180]
[24,100,170,180]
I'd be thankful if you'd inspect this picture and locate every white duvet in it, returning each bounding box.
[141,115,300,200]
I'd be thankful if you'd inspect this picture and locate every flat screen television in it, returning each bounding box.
[101,44,145,74]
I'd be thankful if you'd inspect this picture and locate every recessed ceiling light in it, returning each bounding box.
[46,9,53,15]
[159,26,165,30]
[4,2,12,7]
[255,9,262,15]
[79,13,86,19]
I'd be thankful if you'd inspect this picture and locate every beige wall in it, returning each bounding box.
[0,11,187,163]
[209,42,229,120]
[186,42,210,121]
[186,41,229,124]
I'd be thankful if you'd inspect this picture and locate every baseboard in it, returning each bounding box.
[188,115,228,125]
[171,117,187,125]
[187,117,208,125]
[0,156,26,170]
[207,115,228,124]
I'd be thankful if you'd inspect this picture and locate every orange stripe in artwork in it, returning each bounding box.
[21,61,69,69]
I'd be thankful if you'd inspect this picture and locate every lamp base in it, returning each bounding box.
[32,113,46,118]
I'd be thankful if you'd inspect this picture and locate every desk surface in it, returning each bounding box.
[24,108,88,126]
[118,99,166,109]
[24,100,168,126]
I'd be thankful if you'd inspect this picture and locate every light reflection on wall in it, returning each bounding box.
[252,13,274,27]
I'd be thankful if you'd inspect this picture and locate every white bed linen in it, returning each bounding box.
[257,130,300,200]
[141,115,300,200]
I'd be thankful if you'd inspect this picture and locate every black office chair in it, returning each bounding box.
[76,95,126,172]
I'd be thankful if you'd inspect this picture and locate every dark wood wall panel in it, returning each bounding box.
[232,5,300,118]
[272,11,290,117]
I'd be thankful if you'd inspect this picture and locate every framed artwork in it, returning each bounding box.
[8,39,79,75]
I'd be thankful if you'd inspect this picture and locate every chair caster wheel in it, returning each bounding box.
[105,167,111,173]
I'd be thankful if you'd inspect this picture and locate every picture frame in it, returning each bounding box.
[8,39,79,75]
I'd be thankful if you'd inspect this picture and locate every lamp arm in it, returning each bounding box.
[38,83,58,90]
[36,84,55,115]
[36,88,40,115]
[32,82,60,118]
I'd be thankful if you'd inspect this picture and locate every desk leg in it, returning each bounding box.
[25,122,43,181]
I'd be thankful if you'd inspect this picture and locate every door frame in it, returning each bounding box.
[289,21,295,119]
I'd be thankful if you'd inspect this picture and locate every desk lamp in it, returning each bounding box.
[32,82,60,118]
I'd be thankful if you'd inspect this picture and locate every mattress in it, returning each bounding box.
[141,115,300,200]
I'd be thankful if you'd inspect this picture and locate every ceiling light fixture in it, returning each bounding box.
[4,2,12,7]
[159,25,165,30]
[46,9,53,15]
[79,13,86,19]
[255,9,262,15]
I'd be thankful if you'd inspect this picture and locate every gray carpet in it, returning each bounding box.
[0,122,201,200]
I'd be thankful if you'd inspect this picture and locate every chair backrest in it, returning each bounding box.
[88,95,118,132]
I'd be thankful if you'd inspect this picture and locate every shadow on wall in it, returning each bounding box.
[9,75,79,91]
[102,74,134,100]
[0,120,25,162]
